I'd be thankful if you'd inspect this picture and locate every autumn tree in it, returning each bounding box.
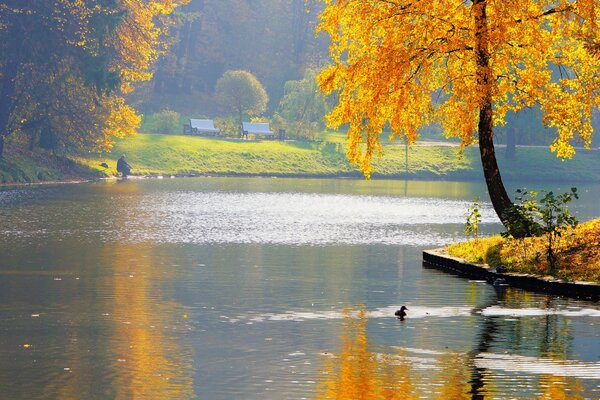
[215,70,269,130]
[317,0,600,235]
[0,0,186,158]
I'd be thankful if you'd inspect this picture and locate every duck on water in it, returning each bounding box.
[395,306,408,321]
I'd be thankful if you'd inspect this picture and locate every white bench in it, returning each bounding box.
[242,122,275,139]
[185,119,220,135]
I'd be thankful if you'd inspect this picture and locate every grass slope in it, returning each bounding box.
[0,144,99,184]
[80,134,358,177]
[77,133,600,182]
[3,132,600,183]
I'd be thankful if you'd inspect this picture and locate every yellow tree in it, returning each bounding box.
[318,0,600,235]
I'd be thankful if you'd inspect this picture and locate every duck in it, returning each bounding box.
[395,306,408,321]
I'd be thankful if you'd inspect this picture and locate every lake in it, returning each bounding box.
[0,177,599,399]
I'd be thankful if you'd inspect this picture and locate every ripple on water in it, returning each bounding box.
[230,305,600,323]
[1,186,500,246]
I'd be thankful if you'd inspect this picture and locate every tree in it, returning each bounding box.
[277,68,331,139]
[147,0,328,111]
[215,70,268,130]
[0,0,186,158]
[317,0,600,236]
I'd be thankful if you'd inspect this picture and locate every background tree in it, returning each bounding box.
[0,0,186,158]
[317,0,600,236]
[277,68,331,140]
[215,70,268,131]
[143,0,328,114]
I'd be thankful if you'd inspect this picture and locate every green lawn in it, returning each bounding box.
[4,132,600,183]
[71,133,600,181]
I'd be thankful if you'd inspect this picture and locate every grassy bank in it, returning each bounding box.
[3,132,600,183]
[78,133,600,181]
[0,143,99,184]
[446,218,600,283]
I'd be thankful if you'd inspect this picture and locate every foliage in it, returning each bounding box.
[277,68,331,139]
[502,189,544,239]
[317,0,600,236]
[142,110,182,135]
[0,0,186,157]
[149,0,327,107]
[447,218,600,283]
[317,0,600,176]
[465,197,482,239]
[213,116,240,137]
[502,188,579,271]
[215,70,269,127]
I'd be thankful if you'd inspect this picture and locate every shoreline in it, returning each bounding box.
[423,248,600,302]
[5,168,600,188]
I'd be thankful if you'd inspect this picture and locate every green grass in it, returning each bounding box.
[4,132,600,183]
[0,143,99,184]
[68,133,600,181]
[78,133,359,177]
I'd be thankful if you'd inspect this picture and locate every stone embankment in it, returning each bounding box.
[423,249,599,302]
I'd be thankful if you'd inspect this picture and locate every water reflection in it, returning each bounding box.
[0,242,195,399]
[102,243,195,399]
[312,299,598,399]
[0,178,599,398]
[312,307,473,399]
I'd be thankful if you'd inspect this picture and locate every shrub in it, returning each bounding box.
[503,188,579,273]
[143,109,181,134]
[214,116,240,137]
[465,197,482,239]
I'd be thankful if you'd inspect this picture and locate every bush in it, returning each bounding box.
[214,116,240,137]
[503,188,579,273]
[143,109,182,134]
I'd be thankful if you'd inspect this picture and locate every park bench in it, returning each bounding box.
[184,119,220,136]
[241,122,275,139]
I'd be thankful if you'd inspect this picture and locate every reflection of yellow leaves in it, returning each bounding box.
[537,375,584,400]
[312,307,418,400]
[435,352,471,399]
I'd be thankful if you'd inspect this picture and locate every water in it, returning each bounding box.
[0,177,598,399]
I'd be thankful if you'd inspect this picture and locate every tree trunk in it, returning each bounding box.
[0,135,4,159]
[478,104,514,227]
[473,0,523,236]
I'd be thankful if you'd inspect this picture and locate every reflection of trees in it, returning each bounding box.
[468,288,585,399]
[313,308,417,400]
[106,243,195,399]
[42,243,195,399]
[536,375,584,400]
[310,291,589,399]
[313,308,480,400]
